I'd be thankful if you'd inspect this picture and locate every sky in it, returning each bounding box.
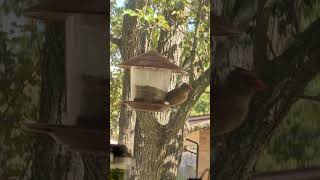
[116,0,125,7]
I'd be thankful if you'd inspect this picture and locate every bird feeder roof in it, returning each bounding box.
[213,14,241,36]
[118,51,184,73]
[24,0,104,21]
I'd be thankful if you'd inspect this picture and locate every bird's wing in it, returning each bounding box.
[166,88,187,105]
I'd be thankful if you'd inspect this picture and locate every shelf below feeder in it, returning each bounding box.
[124,101,170,112]
[22,122,106,154]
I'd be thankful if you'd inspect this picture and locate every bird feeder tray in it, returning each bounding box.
[213,14,241,36]
[22,122,106,153]
[24,0,105,21]
[118,51,184,73]
[124,101,170,112]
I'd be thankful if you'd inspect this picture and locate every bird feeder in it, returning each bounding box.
[119,51,184,112]
[24,0,107,125]
[22,0,107,153]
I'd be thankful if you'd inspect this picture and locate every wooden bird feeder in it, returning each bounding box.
[119,51,184,112]
[22,0,107,152]
[213,14,241,36]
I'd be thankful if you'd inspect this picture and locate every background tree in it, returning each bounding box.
[0,0,40,179]
[213,0,320,179]
[110,0,210,179]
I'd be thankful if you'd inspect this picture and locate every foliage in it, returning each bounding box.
[190,86,210,116]
[110,0,124,139]
[255,75,320,173]
[0,1,42,178]
[110,169,125,180]
[110,44,123,138]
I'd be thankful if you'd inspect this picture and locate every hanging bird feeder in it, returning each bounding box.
[213,14,241,36]
[119,51,184,112]
[22,0,107,153]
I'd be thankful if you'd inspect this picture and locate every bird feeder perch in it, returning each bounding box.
[119,51,184,112]
[22,0,107,153]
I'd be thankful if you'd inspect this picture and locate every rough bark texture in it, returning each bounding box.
[213,0,320,179]
[29,23,107,180]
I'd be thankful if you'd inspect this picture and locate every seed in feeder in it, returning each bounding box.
[134,85,166,102]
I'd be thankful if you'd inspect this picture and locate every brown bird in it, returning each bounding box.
[22,122,106,154]
[214,68,265,135]
[166,83,193,106]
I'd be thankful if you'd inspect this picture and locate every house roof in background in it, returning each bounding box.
[187,114,210,125]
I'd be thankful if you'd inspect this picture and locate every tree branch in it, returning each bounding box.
[267,36,277,59]
[263,18,320,84]
[188,0,203,83]
[110,34,122,48]
[165,67,210,139]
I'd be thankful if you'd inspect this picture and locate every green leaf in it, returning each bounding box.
[123,9,138,17]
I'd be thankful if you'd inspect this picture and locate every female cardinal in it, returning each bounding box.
[166,83,193,106]
[214,68,266,135]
